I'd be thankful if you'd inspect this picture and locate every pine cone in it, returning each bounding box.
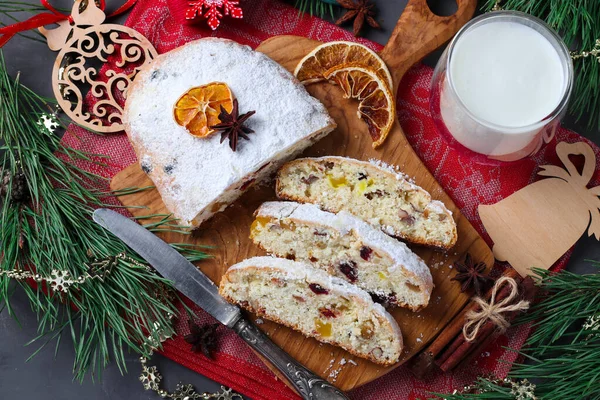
[11,172,29,202]
[0,169,29,203]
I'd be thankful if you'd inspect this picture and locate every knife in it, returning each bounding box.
[93,209,349,400]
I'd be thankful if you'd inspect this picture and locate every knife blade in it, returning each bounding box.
[92,208,241,327]
[93,208,349,400]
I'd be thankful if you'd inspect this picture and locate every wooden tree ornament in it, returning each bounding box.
[40,0,158,133]
[479,141,600,277]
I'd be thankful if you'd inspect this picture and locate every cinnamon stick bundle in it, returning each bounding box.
[409,267,537,377]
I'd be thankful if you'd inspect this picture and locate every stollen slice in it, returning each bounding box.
[275,156,457,250]
[219,256,403,366]
[251,201,433,310]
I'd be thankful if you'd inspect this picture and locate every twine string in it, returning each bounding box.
[463,276,530,342]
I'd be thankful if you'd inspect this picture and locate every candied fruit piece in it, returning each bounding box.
[327,174,347,188]
[355,178,374,195]
[377,271,387,280]
[315,318,332,337]
[250,216,271,237]
[360,321,374,339]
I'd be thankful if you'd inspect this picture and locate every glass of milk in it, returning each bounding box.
[430,11,573,163]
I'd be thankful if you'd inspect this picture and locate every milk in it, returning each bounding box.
[437,15,571,160]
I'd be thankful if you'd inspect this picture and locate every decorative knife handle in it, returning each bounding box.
[233,318,349,400]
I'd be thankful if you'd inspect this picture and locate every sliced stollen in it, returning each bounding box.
[275,156,457,250]
[219,256,403,366]
[251,201,433,310]
[123,38,336,228]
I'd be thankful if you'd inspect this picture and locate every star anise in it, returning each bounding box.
[335,0,381,37]
[184,320,220,359]
[210,99,255,152]
[451,253,493,296]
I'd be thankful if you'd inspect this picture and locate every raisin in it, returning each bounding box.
[339,261,358,283]
[364,190,385,200]
[292,295,306,303]
[301,175,319,185]
[319,308,337,318]
[309,283,329,295]
[313,230,327,236]
[370,292,397,307]
[286,254,296,261]
[324,161,334,169]
[358,172,368,180]
[240,178,256,191]
[309,256,319,262]
[360,246,373,261]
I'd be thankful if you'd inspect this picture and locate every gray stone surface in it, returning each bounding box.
[1,1,599,399]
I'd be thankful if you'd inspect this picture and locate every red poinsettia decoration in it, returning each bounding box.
[185,0,243,30]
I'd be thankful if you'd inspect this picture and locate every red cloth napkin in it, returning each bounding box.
[60,0,600,399]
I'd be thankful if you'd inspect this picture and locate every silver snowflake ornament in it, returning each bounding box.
[48,270,75,292]
[139,365,162,391]
[36,113,59,135]
[510,379,537,400]
[583,314,600,331]
[172,383,201,400]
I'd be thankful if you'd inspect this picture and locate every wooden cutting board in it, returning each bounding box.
[111,0,490,392]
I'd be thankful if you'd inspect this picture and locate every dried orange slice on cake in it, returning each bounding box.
[323,64,395,148]
[294,41,392,89]
[173,82,233,138]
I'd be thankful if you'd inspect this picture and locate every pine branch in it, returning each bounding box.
[0,54,208,381]
[294,0,336,18]
[485,0,600,130]
[434,262,600,399]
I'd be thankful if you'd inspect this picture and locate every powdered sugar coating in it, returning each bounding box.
[256,202,433,290]
[427,200,453,216]
[368,158,416,185]
[227,256,400,334]
[124,38,335,226]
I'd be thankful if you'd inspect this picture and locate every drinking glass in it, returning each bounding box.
[429,11,573,163]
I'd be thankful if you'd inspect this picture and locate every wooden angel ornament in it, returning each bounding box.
[40,0,158,133]
[479,141,600,277]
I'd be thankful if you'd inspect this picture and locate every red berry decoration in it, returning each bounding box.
[185,0,243,30]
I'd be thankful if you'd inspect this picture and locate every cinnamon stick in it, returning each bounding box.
[438,275,537,372]
[409,267,523,377]
[436,276,518,370]
[454,277,538,370]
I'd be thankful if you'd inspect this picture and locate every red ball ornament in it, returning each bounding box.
[185,0,244,30]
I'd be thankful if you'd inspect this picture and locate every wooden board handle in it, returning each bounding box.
[379,0,477,93]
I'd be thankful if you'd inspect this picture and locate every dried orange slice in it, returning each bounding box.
[323,64,395,148]
[173,82,233,138]
[294,41,392,89]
